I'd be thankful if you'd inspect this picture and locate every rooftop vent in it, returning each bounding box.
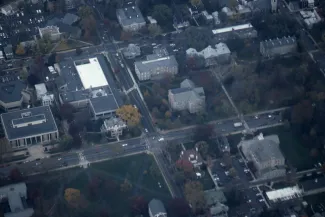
[21,112,32,118]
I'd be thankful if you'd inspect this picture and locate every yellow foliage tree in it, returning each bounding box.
[190,0,201,7]
[184,181,206,213]
[15,44,25,55]
[120,179,132,192]
[64,188,82,208]
[116,105,141,127]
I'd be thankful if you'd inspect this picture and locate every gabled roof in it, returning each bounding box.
[116,6,145,27]
[62,13,79,25]
[148,199,166,216]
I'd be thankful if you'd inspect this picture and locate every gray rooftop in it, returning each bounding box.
[301,177,325,192]
[248,0,271,10]
[148,199,166,216]
[135,55,178,74]
[89,95,119,114]
[62,13,79,25]
[170,79,205,103]
[4,45,13,54]
[116,6,145,27]
[1,106,58,141]
[0,79,26,104]
[261,36,296,49]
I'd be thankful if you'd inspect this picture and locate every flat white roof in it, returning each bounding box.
[266,186,303,202]
[212,23,253,34]
[74,57,108,89]
[35,83,47,99]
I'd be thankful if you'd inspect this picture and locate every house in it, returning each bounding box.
[0,78,29,111]
[38,26,61,41]
[239,133,286,180]
[116,6,146,31]
[186,43,231,66]
[235,5,251,16]
[260,36,297,57]
[134,55,178,81]
[265,186,303,204]
[205,190,228,217]
[300,0,314,8]
[45,19,81,39]
[1,106,59,149]
[65,0,76,10]
[4,45,13,59]
[300,9,322,29]
[56,55,122,119]
[179,148,203,168]
[221,7,235,17]
[168,79,205,113]
[202,10,213,22]
[248,0,272,12]
[35,83,54,106]
[148,199,167,217]
[1,3,17,16]
[212,23,257,42]
[212,11,221,25]
[300,177,325,196]
[0,183,34,217]
[147,16,157,25]
[122,44,141,59]
[101,117,127,137]
[62,13,80,25]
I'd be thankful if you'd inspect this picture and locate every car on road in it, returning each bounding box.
[122,144,128,147]
[144,128,148,133]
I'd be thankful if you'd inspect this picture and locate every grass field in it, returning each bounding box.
[34,153,171,217]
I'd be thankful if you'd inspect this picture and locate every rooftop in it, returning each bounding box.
[266,186,303,202]
[74,57,109,89]
[116,6,145,27]
[62,13,79,25]
[212,23,254,34]
[89,95,119,114]
[148,199,166,216]
[135,55,178,73]
[1,106,58,141]
[261,36,296,49]
[301,177,325,192]
[0,77,26,104]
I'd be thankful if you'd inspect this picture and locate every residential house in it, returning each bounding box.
[260,36,297,57]
[35,83,54,106]
[202,11,213,22]
[235,5,251,16]
[300,9,322,29]
[179,148,203,168]
[300,177,325,196]
[1,3,17,16]
[38,26,61,41]
[212,11,221,25]
[248,0,272,12]
[122,44,141,59]
[0,51,4,62]
[186,43,231,66]
[1,106,59,149]
[0,78,29,111]
[116,6,146,31]
[45,18,81,39]
[135,55,178,81]
[4,45,13,59]
[62,13,80,25]
[300,0,314,8]
[0,183,34,217]
[101,117,127,137]
[65,0,76,10]
[212,23,257,42]
[168,79,205,113]
[239,133,286,180]
[148,199,167,217]
[147,16,157,25]
[205,190,228,217]
[221,7,235,17]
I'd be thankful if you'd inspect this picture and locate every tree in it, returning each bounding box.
[78,6,93,19]
[193,124,213,142]
[35,36,53,55]
[195,141,209,158]
[184,181,206,214]
[291,100,313,124]
[15,43,25,55]
[148,24,162,37]
[120,31,132,41]
[176,159,194,174]
[151,4,173,26]
[76,47,82,55]
[149,163,161,178]
[130,196,147,215]
[190,0,201,7]
[9,168,23,182]
[168,198,191,217]
[165,111,172,119]
[120,179,132,192]
[176,27,213,51]
[59,135,73,151]
[229,167,237,177]
[60,103,75,122]
[27,74,40,86]
[116,105,141,126]
[64,188,86,208]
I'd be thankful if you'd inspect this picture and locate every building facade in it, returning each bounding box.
[101,117,127,137]
[116,6,146,31]
[1,106,59,149]
[135,55,178,81]
[260,36,297,57]
[38,26,61,41]
[168,79,205,113]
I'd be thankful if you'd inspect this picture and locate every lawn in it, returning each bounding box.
[32,153,171,217]
[261,126,318,171]
[54,39,87,52]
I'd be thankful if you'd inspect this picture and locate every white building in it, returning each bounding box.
[1,4,17,16]
[147,16,157,25]
[35,83,54,106]
[38,26,61,41]
[202,10,213,21]
[101,117,127,137]
[266,186,303,204]
[221,7,235,16]
[212,11,221,25]
[116,6,146,31]
[212,23,258,42]
[300,9,322,29]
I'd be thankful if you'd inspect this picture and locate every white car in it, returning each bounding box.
[268,115,272,118]
[122,144,128,147]
[152,43,157,46]
[145,128,148,133]
[158,137,164,142]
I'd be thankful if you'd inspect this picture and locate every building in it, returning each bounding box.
[186,43,231,66]
[300,177,325,196]
[239,133,286,180]
[202,10,213,22]
[266,186,303,204]
[0,50,4,61]
[35,83,54,106]
[134,55,178,81]
[212,11,221,25]
[271,0,278,12]
[1,106,59,149]
[168,79,205,113]
[1,3,17,16]
[57,55,122,120]
[101,117,127,137]
[122,44,141,59]
[65,0,75,10]
[212,23,257,42]
[147,16,157,25]
[0,78,29,112]
[148,199,167,217]
[300,0,314,8]
[179,148,203,168]
[38,26,61,41]
[116,6,146,31]
[62,13,80,25]
[248,0,272,12]
[45,19,81,39]
[221,7,235,17]
[260,36,297,57]
[205,190,228,217]
[0,183,34,217]
[300,10,322,29]
[4,45,13,59]
[236,5,252,15]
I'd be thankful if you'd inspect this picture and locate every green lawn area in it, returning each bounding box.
[35,154,171,217]
[54,39,87,52]
[261,126,317,171]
